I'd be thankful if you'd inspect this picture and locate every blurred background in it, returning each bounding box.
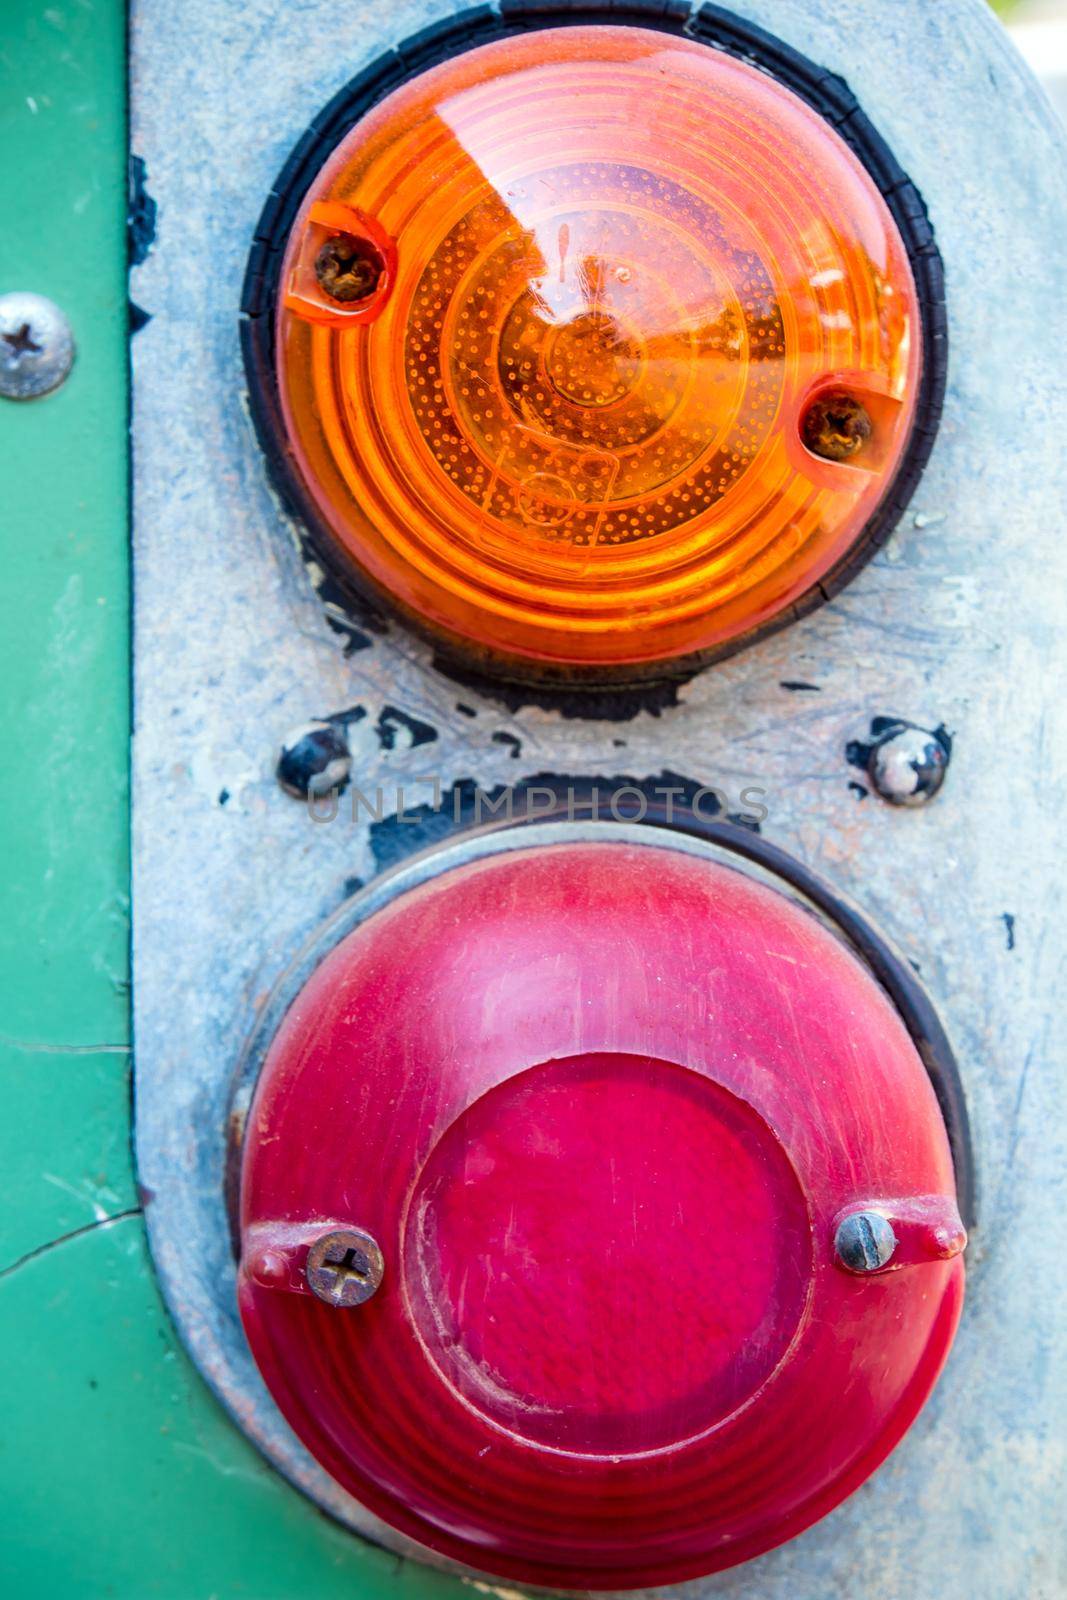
[997,0,1067,121]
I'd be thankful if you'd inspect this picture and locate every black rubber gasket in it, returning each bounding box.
[226,790,976,1236]
[241,0,948,697]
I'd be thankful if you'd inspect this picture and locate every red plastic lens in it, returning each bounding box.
[238,841,964,1587]
[274,26,924,677]
[409,1053,810,1455]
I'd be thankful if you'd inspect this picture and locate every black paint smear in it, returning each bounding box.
[323,612,378,655]
[323,704,368,729]
[846,717,953,772]
[847,781,868,800]
[367,769,761,876]
[491,731,522,759]
[432,656,683,723]
[218,788,230,807]
[780,680,821,693]
[376,705,439,751]
[339,629,376,656]
[455,703,478,718]
[1002,912,1016,952]
[343,875,364,899]
[127,154,158,265]
[129,301,153,334]
[317,573,390,654]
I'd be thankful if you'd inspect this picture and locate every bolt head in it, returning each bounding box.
[305,1228,384,1307]
[277,720,352,799]
[868,723,949,807]
[835,1211,897,1273]
[0,292,74,400]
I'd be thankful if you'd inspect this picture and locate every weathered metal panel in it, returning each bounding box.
[129,2,1067,1596]
[0,11,476,1598]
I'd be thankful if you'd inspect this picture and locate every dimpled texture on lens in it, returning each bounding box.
[277,26,922,670]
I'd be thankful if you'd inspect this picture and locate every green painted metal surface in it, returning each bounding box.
[0,7,461,1596]
[0,0,133,1267]
[1,1216,461,1598]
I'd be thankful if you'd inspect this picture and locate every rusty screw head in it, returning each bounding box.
[314,235,384,303]
[801,391,872,462]
[305,1228,384,1307]
[835,1211,897,1274]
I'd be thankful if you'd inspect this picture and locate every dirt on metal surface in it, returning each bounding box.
[131,3,1067,1596]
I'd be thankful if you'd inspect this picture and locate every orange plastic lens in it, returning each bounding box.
[276,26,922,673]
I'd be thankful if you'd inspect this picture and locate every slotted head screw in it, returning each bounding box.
[305,1228,384,1307]
[835,1211,897,1273]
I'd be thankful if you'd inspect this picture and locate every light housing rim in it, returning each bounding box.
[228,808,973,1587]
[240,0,947,694]
[226,805,975,1262]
